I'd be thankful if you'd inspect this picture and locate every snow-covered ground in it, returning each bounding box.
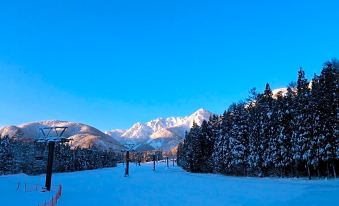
[1,162,339,206]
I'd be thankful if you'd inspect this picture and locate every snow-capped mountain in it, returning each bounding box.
[0,120,124,151]
[272,88,288,98]
[105,108,213,151]
[0,109,212,152]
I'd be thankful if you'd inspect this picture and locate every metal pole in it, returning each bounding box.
[45,141,55,191]
[166,157,169,167]
[125,151,130,176]
[153,155,156,171]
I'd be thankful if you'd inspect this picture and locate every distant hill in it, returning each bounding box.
[0,120,124,151]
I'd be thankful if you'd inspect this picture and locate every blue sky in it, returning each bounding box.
[0,0,338,130]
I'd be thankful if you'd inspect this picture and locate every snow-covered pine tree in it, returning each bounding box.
[268,92,284,176]
[199,119,216,172]
[178,132,188,169]
[211,112,225,173]
[0,135,15,174]
[177,141,184,167]
[247,88,262,175]
[312,60,339,177]
[185,122,202,172]
[281,86,295,176]
[206,115,220,172]
[222,111,234,174]
[258,83,274,176]
[292,68,314,179]
[266,92,283,175]
[212,111,232,174]
[228,103,249,175]
[228,104,237,171]
[272,87,295,176]
[310,73,324,177]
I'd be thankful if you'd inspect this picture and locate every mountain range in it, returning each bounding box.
[0,109,213,152]
[105,108,213,151]
[0,121,124,151]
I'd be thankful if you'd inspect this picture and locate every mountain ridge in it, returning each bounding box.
[105,108,213,151]
[0,120,124,151]
[0,109,213,152]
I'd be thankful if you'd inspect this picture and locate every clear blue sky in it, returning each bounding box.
[0,0,338,131]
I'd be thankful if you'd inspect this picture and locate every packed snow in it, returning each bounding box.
[1,162,338,206]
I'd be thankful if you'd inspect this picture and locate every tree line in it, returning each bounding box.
[0,135,118,175]
[177,59,338,179]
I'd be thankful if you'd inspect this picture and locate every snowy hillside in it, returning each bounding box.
[0,121,124,151]
[106,108,213,151]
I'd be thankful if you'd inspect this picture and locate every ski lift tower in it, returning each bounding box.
[38,126,68,191]
[152,150,160,171]
[122,143,135,176]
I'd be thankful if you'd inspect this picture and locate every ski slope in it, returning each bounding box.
[1,162,339,206]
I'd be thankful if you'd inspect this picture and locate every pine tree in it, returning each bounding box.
[292,68,314,179]
[212,111,231,174]
[206,115,220,172]
[258,83,274,176]
[184,122,202,172]
[199,119,215,172]
[268,92,283,175]
[0,136,14,174]
[247,89,261,175]
[177,142,184,167]
[223,111,234,174]
[272,87,295,176]
[227,103,249,175]
[312,60,339,177]
[282,86,295,175]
